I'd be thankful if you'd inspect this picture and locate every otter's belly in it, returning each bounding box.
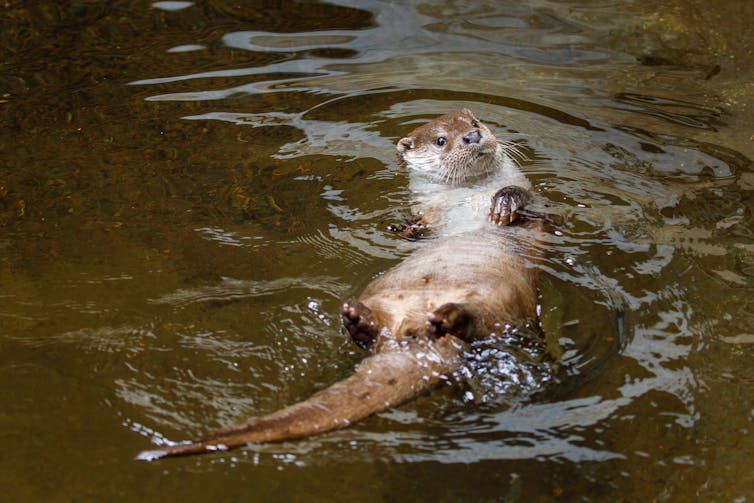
[359,227,541,336]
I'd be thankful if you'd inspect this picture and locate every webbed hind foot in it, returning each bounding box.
[341,300,379,350]
[427,303,477,341]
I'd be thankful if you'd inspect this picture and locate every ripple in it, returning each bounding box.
[149,275,348,307]
[296,229,370,266]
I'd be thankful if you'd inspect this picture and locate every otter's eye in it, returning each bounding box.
[436,136,447,147]
[471,120,479,127]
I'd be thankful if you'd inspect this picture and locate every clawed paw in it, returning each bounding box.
[489,186,530,225]
[341,301,379,350]
[388,213,430,240]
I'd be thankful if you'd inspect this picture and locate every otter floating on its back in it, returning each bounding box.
[137,109,547,461]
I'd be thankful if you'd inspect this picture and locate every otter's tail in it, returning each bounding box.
[136,339,463,461]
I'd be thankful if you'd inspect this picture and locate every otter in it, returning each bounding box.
[136,109,545,461]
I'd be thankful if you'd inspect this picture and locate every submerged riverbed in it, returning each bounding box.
[2,0,754,500]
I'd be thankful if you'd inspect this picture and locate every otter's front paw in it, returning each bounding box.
[426,303,475,341]
[341,300,379,350]
[489,186,531,225]
[388,213,429,240]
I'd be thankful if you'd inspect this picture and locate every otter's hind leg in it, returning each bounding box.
[427,303,484,342]
[341,300,380,350]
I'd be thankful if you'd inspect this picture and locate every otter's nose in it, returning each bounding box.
[462,130,482,145]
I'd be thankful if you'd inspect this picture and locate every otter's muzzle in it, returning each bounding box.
[462,130,482,144]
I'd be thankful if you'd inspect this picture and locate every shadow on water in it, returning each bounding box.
[1,0,754,501]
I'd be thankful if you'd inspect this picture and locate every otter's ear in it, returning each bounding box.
[461,107,474,117]
[397,137,414,153]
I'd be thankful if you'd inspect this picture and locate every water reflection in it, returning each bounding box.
[152,1,195,12]
[149,275,347,307]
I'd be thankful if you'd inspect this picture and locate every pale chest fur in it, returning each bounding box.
[407,145,531,235]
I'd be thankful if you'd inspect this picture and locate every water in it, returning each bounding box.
[1,0,753,500]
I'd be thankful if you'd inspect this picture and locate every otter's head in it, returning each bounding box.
[397,108,500,184]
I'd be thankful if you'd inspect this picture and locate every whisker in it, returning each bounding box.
[498,140,527,165]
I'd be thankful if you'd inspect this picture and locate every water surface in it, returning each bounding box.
[2,0,754,500]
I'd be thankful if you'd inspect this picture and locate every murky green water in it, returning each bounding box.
[2,0,754,500]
